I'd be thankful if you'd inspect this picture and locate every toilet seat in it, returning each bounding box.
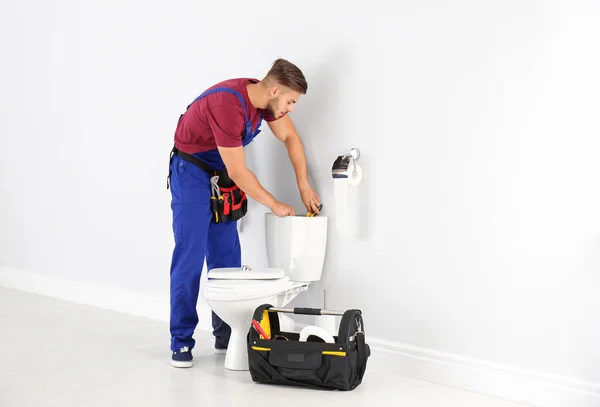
[204,267,293,301]
[203,278,293,301]
[208,267,285,280]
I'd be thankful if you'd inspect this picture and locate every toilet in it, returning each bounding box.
[201,213,328,371]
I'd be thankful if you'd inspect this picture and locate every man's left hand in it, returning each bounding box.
[299,183,321,215]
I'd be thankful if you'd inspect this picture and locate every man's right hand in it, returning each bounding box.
[270,201,296,217]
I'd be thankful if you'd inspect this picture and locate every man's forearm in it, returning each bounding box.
[229,168,277,209]
[284,135,310,188]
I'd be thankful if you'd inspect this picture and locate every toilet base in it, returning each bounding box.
[223,328,249,371]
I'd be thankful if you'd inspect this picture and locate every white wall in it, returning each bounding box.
[2,1,600,405]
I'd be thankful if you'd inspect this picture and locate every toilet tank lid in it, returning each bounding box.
[207,267,285,280]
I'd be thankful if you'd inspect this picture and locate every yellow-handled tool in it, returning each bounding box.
[305,204,323,217]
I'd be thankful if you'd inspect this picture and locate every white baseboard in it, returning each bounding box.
[368,338,600,407]
[1,267,598,407]
[0,267,213,331]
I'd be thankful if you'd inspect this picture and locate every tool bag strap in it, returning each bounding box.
[337,309,363,344]
[356,331,370,379]
[337,309,370,381]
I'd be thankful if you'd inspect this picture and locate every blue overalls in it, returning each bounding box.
[168,87,263,352]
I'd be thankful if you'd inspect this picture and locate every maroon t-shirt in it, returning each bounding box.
[174,78,275,155]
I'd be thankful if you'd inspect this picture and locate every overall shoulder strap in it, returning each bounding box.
[186,87,250,124]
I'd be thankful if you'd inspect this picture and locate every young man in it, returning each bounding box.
[167,59,321,367]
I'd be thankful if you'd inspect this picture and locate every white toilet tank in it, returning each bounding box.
[265,213,328,282]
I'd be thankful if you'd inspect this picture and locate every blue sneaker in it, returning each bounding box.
[171,346,193,368]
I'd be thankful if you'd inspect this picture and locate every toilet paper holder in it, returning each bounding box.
[332,148,361,182]
[331,148,362,186]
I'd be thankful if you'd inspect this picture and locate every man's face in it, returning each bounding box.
[267,85,301,119]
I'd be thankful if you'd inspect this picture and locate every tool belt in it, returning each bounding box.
[169,145,248,223]
[247,305,370,391]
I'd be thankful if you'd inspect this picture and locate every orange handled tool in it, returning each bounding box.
[251,319,271,340]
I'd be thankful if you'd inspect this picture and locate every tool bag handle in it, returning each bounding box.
[268,307,345,316]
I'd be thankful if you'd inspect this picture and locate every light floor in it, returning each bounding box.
[0,287,529,407]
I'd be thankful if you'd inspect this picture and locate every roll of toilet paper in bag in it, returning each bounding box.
[299,325,335,343]
[334,163,363,233]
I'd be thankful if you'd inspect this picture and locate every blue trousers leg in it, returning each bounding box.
[169,156,212,351]
[168,155,237,351]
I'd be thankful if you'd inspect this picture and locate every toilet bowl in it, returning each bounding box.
[201,213,328,371]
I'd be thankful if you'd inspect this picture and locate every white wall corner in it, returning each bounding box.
[1,267,598,407]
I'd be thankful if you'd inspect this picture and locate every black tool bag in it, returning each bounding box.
[168,145,247,223]
[247,304,370,391]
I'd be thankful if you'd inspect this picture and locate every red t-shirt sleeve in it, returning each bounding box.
[206,104,245,148]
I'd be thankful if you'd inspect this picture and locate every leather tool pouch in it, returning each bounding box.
[169,145,248,223]
[209,169,248,223]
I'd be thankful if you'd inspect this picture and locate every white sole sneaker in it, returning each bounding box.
[171,360,193,368]
[213,348,227,355]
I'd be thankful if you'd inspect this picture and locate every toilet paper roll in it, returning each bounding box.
[334,178,348,233]
[347,163,363,187]
[334,163,363,233]
[299,325,336,343]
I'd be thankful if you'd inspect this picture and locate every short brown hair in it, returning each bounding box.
[265,58,308,94]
